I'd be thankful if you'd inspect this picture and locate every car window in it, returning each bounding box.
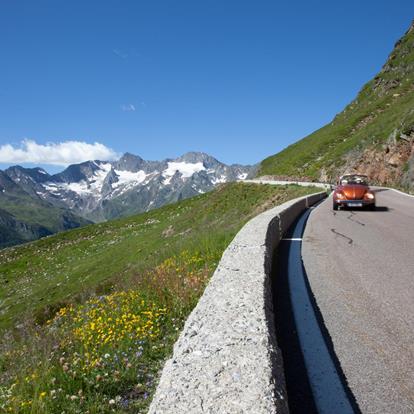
[340,175,368,185]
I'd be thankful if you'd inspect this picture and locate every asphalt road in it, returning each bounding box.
[302,189,414,413]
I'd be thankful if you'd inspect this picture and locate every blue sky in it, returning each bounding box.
[0,0,413,172]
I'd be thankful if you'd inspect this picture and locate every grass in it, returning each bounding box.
[0,182,318,413]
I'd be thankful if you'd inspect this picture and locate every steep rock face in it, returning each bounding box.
[342,128,414,187]
[258,19,414,192]
[53,161,102,183]
[1,152,254,223]
[4,166,50,199]
[113,153,147,172]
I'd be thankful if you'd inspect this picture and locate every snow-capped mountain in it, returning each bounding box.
[3,152,255,222]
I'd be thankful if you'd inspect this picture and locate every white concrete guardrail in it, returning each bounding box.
[148,190,327,414]
[243,179,332,190]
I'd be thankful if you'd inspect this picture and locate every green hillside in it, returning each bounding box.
[0,171,89,248]
[259,20,414,192]
[0,183,315,330]
[0,183,317,413]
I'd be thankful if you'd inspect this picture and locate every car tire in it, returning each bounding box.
[368,204,376,211]
[333,202,338,211]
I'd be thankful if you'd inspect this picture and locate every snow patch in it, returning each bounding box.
[43,163,113,197]
[238,173,248,180]
[89,163,112,192]
[212,175,227,185]
[163,175,173,185]
[163,162,205,178]
[66,182,91,195]
[43,183,60,192]
[43,181,88,196]
[112,170,147,188]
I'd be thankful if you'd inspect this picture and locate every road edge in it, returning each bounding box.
[148,190,327,414]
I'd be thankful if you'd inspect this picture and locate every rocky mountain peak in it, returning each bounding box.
[5,165,51,183]
[53,161,103,183]
[101,167,118,197]
[114,152,145,172]
[177,152,225,170]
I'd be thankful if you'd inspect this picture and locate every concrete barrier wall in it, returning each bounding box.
[148,191,327,414]
[243,179,331,190]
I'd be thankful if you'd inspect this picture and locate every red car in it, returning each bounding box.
[333,174,376,211]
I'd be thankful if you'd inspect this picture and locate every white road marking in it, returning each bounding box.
[281,238,303,241]
[389,188,414,199]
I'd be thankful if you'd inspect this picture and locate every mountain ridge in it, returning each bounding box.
[0,151,255,247]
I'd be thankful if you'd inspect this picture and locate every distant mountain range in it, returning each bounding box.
[0,152,255,247]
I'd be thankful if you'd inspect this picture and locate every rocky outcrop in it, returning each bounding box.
[334,127,414,191]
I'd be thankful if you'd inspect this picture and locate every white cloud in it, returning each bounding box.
[0,139,119,166]
[113,49,128,59]
[121,104,136,112]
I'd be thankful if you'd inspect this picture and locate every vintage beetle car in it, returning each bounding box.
[332,174,375,211]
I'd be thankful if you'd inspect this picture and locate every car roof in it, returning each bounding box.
[339,174,368,179]
[339,174,368,181]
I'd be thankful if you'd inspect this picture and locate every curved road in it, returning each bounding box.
[302,188,414,413]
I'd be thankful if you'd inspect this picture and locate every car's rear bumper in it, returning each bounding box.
[334,199,375,207]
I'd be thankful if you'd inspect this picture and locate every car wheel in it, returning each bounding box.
[333,202,338,211]
[368,204,376,211]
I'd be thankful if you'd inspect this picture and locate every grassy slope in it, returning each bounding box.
[258,22,414,185]
[0,183,316,331]
[0,183,319,413]
[0,186,90,248]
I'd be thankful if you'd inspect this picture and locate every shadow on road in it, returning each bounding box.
[272,210,361,414]
[337,206,390,213]
[272,246,318,413]
[373,206,390,212]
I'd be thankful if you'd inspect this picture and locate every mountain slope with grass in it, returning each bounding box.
[258,20,414,192]
[0,182,317,413]
[0,171,90,248]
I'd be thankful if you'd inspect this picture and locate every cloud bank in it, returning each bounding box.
[0,140,119,166]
